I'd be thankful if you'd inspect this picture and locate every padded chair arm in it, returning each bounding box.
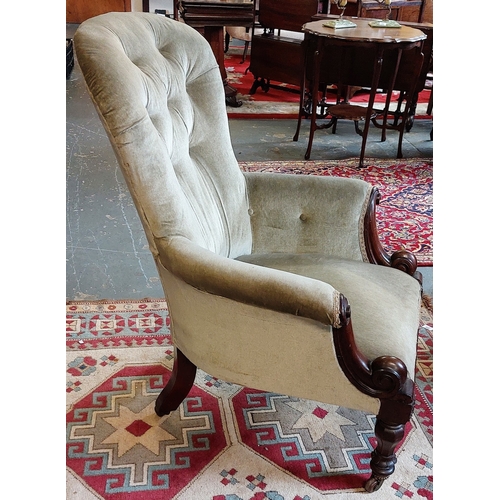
[244,172,372,261]
[156,236,345,328]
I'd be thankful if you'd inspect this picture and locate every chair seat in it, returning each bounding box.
[236,252,421,375]
[226,26,252,42]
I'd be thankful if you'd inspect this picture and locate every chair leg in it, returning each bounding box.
[426,86,433,115]
[155,347,197,417]
[392,92,405,127]
[353,119,363,136]
[366,418,407,491]
[241,41,250,63]
[365,379,415,492]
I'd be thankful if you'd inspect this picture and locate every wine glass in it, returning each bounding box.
[369,0,402,28]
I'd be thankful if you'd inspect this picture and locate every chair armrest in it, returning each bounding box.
[155,235,344,328]
[244,172,372,261]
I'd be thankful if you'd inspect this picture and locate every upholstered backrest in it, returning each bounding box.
[74,13,253,260]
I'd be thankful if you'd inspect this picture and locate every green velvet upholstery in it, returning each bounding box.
[74,12,421,418]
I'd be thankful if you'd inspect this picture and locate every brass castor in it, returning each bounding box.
[364,475,385,493]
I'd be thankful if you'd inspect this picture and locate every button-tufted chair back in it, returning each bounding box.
[74,13,253,261]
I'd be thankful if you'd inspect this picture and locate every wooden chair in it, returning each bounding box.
[75,12,423,493]
[224,26,252,63]
[224,0,255,64]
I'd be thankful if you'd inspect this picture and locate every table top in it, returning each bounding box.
[302,18,426,44]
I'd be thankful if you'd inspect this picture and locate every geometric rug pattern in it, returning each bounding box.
[67,364,226,497]
[239,159,433,266]
[67,299,433,500]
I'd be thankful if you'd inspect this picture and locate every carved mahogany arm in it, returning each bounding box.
[333,295,414,403]
[363,187,421,284]
[333,293,416,492]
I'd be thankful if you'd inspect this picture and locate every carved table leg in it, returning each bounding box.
[305,40,324,160]
[359,46,384,169]
[155,347,197,417]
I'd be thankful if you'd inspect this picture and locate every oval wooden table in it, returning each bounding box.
[294,17,426,167]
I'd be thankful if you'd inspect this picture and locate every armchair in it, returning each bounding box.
[74,12,423,493]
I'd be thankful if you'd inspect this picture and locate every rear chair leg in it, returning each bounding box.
[155,348,197,416]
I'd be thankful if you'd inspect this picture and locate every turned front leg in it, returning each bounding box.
[365,418,406,492]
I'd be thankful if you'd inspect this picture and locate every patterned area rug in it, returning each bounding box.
[225,51,432,119]
[239,158,433,266]
[66,299,433,500]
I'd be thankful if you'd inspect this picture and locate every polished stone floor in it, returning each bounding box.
[66,27,433,300]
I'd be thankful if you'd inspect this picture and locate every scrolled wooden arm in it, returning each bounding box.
[334,293,415,492]
[370,356,408,399]
[335,293,416,491]
[390,249,417,276]
[334,294,412,402]
[363,187,418,278]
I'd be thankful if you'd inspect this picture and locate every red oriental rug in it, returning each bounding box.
[224,51,432,120]
[66,298,433,500]
[239,158,433,267]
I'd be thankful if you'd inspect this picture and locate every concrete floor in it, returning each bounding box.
[66,25,433,300]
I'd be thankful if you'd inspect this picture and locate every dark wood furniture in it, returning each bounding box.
[248,0,324,95]
[355,0,424,22]
[336,0,425,22]
[246,0,429,96]
[312,15,433,132]
[294,17,426,167]
[66,0,131,24]
[179,0,254,107]
[388,20,433,132]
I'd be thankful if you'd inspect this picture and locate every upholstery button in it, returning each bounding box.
[299,213,307,221]
[248,208,254,215]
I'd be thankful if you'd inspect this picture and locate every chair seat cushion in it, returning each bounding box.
[236,253,421,376]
